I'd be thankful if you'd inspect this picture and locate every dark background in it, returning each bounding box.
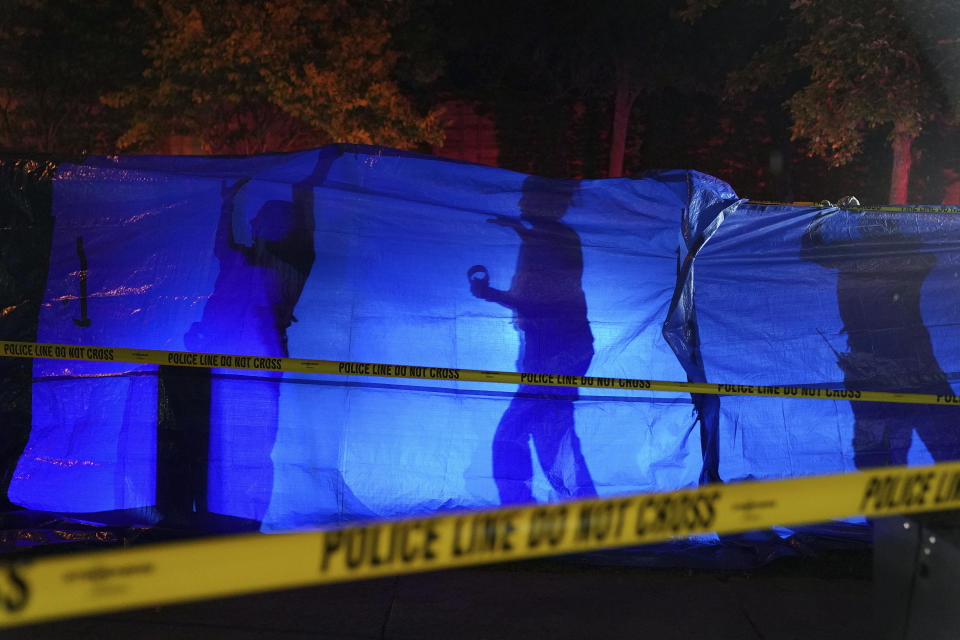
[2,0,959,204]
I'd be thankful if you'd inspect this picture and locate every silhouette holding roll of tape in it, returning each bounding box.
[468,176,597,504]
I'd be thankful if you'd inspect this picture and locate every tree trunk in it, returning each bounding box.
[608,67,638,178]
[942,169,960,205]
[889,131,913,205]
[580,97,601,179]
[766,97,795,202]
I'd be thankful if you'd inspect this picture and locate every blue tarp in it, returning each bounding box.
[6,145,960,534]
[693,203,960,480]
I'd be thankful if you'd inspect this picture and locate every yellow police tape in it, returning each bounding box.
[746,200,960,214]
[1,460,960,627]
[2,339,960,406]
[848,205,960,213]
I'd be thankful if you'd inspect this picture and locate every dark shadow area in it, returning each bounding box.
[0,158,56,514]
[156,366,211,524]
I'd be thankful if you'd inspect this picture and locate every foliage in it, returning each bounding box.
[723,0,956,168]
[0,0,148,154]
[786,0,937,166]
[107,0,444,154]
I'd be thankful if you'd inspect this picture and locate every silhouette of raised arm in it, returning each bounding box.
[214,178,252,259]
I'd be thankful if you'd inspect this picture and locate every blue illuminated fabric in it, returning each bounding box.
[9,145,960,534]
[691,203,960,481]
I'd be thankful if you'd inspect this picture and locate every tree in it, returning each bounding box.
[710,0,958,204]
[436,0,703,178]
[430,0,585,177]
[534,1,696,178]
[787,1,940,204]
[0,0,148,155]
[107,0,444,154]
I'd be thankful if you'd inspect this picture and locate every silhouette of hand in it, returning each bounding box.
[467,264,490,299]
[488,215,520,230]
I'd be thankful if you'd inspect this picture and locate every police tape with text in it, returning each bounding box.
[4,460,960,627]
[2,339,960,405]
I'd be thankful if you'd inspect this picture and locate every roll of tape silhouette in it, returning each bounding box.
[467,264,489,283]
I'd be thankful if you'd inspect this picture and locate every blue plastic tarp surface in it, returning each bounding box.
[7,145,960,535]
[692,203,960,481]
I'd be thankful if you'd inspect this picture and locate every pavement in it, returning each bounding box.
[6,549,873,639]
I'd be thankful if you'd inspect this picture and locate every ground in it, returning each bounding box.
[8,548,872,639]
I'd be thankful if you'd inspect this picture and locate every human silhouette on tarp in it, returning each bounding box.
[158,160,327,526]
[468,176,597,504]
[801,211,960,468]
[185,181,316,358]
